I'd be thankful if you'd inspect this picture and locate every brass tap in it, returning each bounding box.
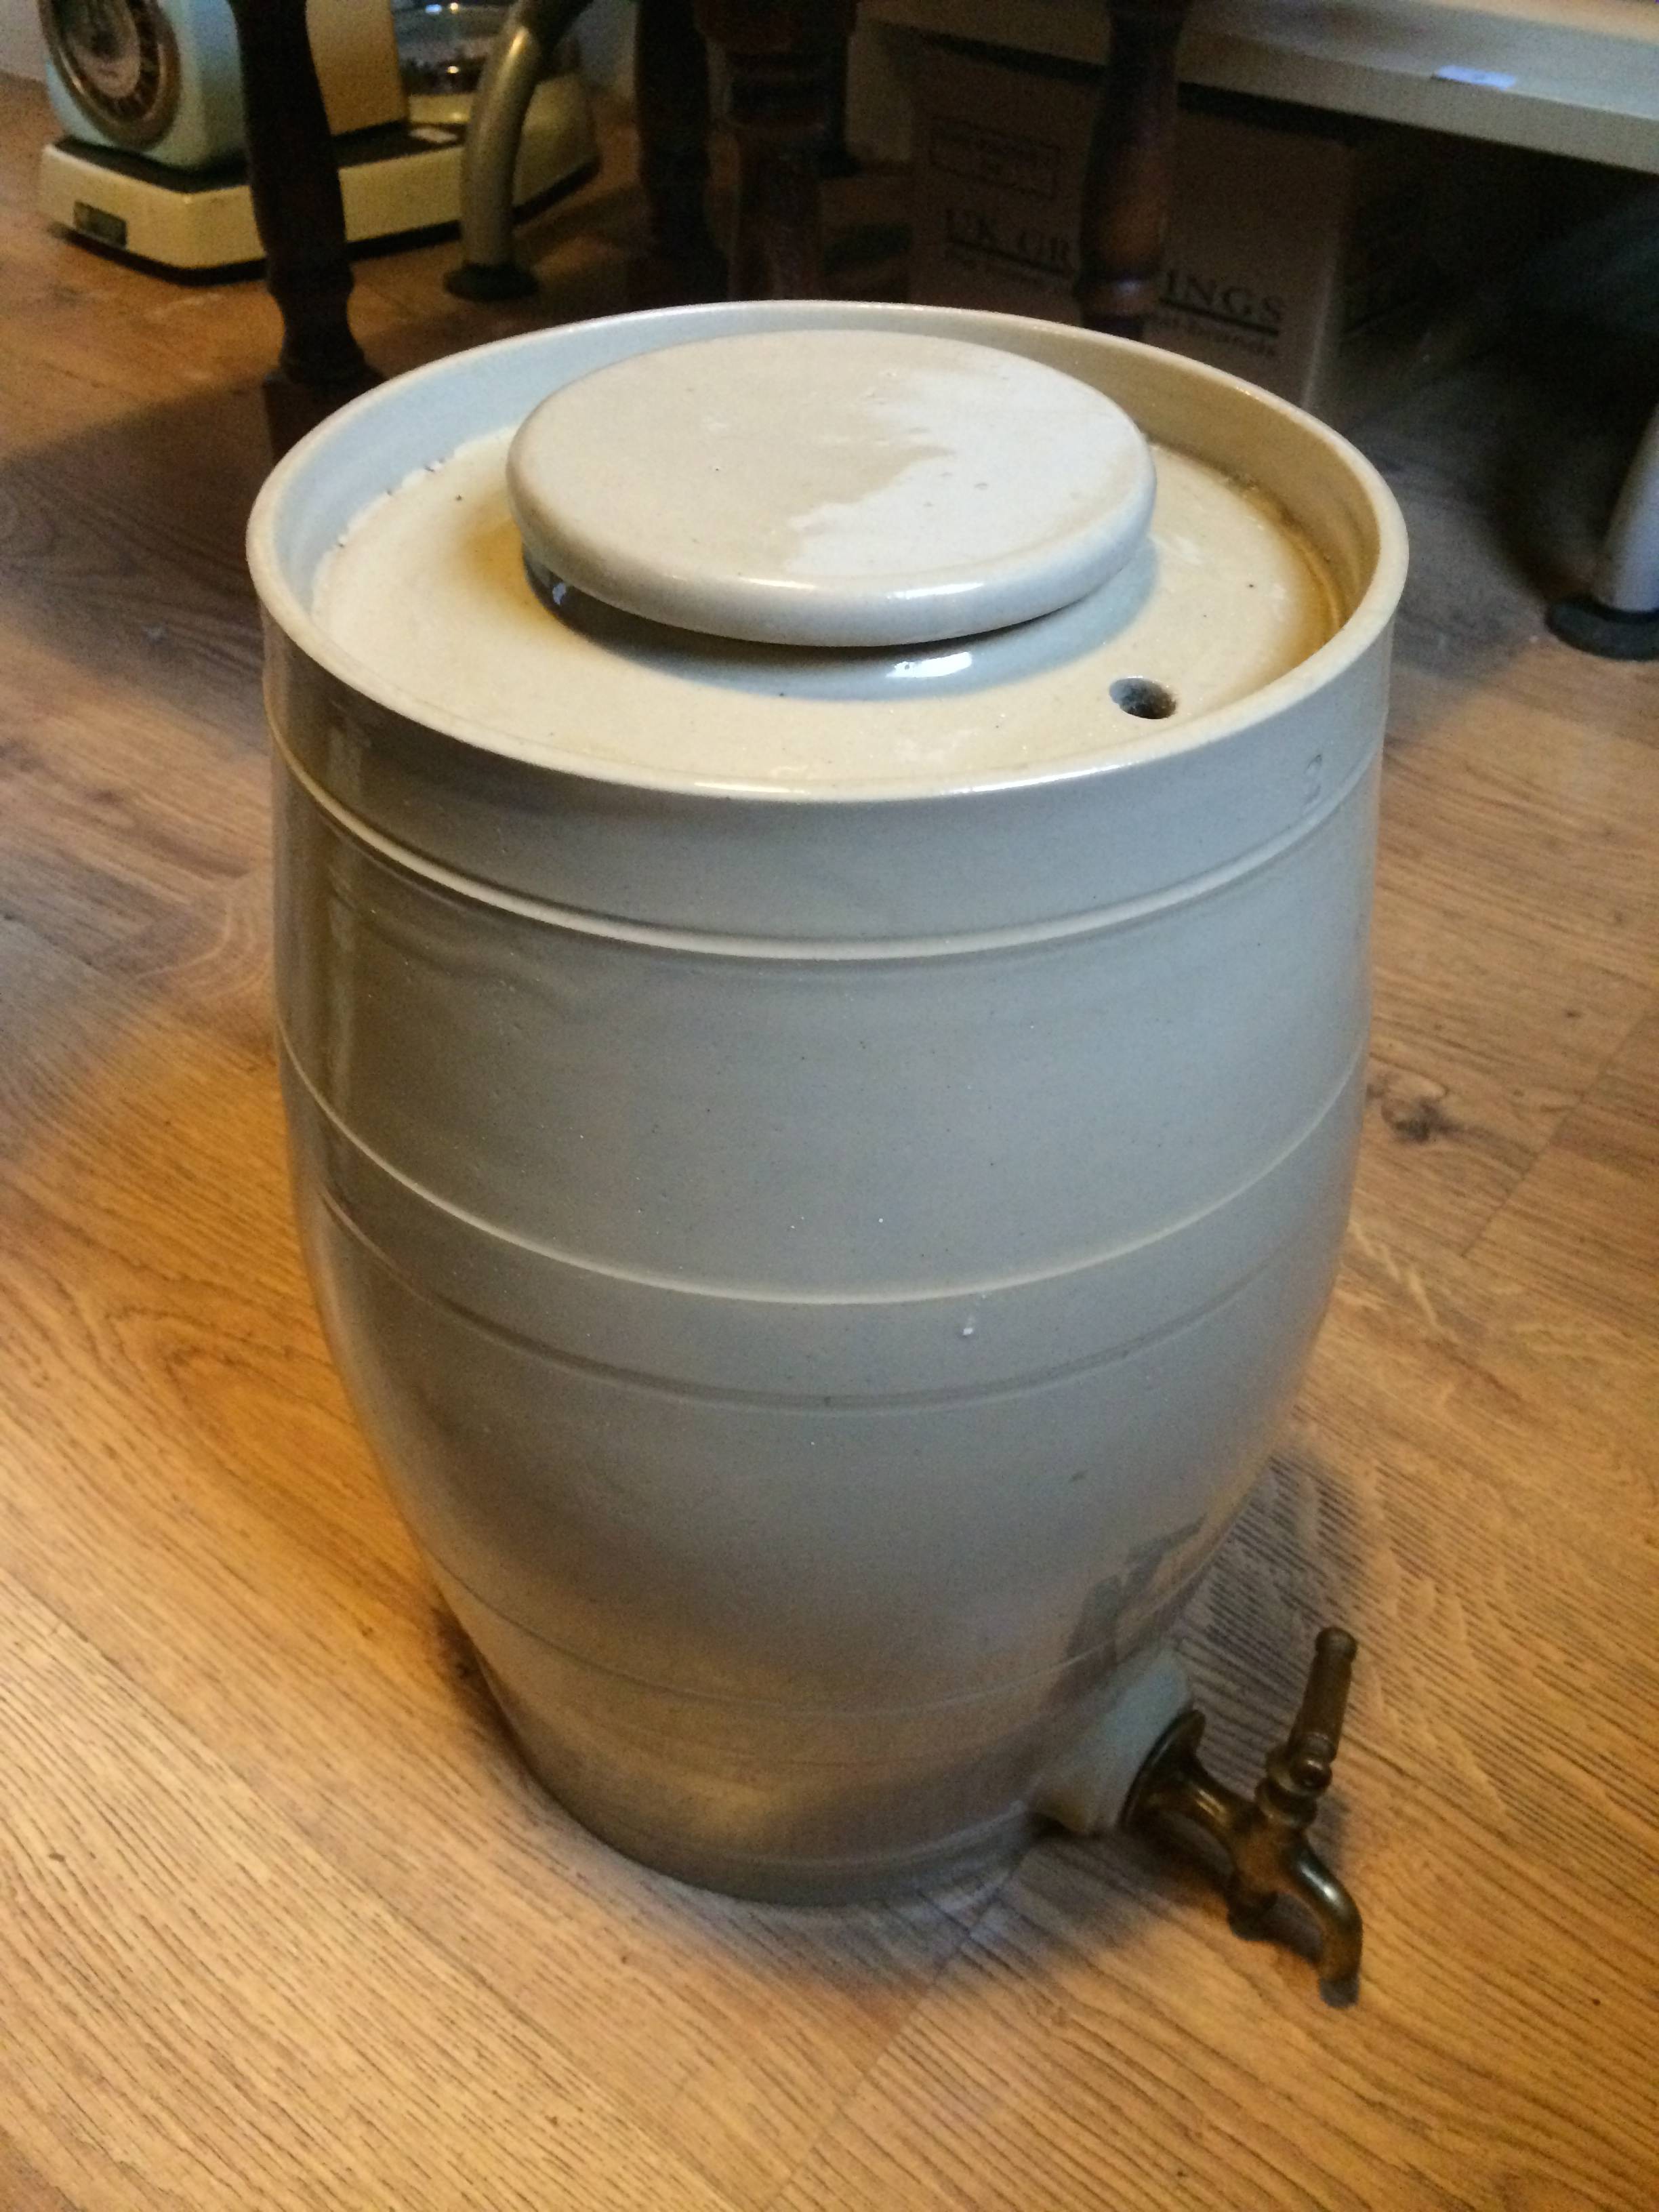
[1122,1626,1364,1996]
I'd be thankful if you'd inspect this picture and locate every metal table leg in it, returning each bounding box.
[1549,398,1659,659]
[447,0,594,301]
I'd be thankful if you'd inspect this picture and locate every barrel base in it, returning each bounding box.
[506,1689,1034,1904]
[438,1570,1190,1906]
[464,1625,1036,1904]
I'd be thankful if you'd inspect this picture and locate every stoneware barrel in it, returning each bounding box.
[249,300,1407,1902]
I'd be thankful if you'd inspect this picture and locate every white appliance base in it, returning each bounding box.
[37,74,596,275]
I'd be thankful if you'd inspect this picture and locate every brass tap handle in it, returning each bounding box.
[1286,1624,1355,1777]
[1256,1624,1354,1826]
[1122,1627,1364,1998]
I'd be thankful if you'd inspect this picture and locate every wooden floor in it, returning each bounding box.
[2,73,1656,2212]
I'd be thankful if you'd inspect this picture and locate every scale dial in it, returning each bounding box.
[41,0,182,150]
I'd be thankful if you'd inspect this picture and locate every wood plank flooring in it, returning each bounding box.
[1,73,1654,2212]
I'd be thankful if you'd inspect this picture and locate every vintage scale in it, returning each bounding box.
[35,0,596,272]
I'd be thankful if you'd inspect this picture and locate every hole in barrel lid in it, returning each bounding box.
[1111,676,1177,720]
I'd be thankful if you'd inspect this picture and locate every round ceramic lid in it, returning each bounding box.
[506,329,1158,649]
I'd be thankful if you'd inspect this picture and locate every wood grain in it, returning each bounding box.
[1,68,1656,2212]
[1473,1011,1659,1332]
[2,1566,747,2212]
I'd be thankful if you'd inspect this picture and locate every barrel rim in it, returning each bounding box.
[248,299,1409,809]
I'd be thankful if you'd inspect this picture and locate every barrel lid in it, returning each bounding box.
[506,329,1156,650]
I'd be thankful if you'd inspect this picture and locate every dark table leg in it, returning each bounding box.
[224,0,380,458]
[629,0,727,306]
[1077,0,1194,339]
[819,35,859,180]
[696,0,856,300]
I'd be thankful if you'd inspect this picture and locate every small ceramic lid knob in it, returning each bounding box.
[506,328,1157,649]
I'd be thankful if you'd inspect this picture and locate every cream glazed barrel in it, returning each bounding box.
[250,301,1407,1908]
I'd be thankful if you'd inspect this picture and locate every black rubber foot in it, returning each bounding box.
[1547,593,1659,661]
[445,260,539,303]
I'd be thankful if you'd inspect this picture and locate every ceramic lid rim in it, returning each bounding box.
[503,329,1159,648]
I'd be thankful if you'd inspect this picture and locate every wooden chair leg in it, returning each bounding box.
[628,0,727,306]
[1077,0,1194,339]
[223,0,380,459]
[696,0,856,300]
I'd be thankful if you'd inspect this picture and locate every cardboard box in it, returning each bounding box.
[908,37,1557,424]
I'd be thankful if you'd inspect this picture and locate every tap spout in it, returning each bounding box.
[1122,1626,1364,1995]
